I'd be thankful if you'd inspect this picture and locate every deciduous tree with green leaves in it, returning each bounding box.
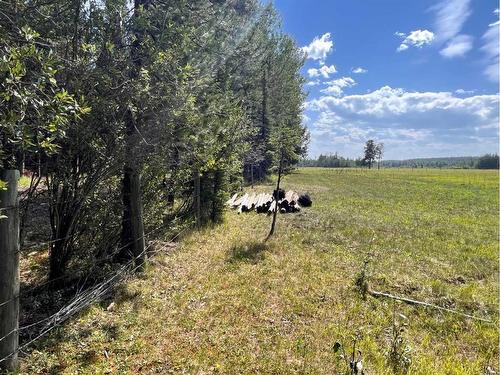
[363,139,377,169]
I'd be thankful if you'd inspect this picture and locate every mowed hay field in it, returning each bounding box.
[22,168,499,374]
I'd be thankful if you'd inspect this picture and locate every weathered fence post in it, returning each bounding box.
[0,170,20,373]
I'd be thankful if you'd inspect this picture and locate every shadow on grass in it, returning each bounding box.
[228,241,268,264]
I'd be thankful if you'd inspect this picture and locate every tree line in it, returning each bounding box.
[299,140,384,169]
[301,143,498,170]
[0,0,308,281]
[383,155,499,169]
[299,153,363,168]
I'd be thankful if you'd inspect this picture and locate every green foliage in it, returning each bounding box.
[385,312,412,374]
[476,154,499,169]
[354,260,370,300]
[383,156,479,168]
[363,140,377,169]
[3,0,307,278]
[300,153,360,168]
[0,25,87,169]
[332,336,365,375]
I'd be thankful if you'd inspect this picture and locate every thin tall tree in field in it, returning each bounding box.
[363,139,377,169]
[375,142,384,170]
[266,124,305,241]
[263,34,307,240]
[267,149,283,239]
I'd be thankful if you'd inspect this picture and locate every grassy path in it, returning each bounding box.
[22,168,499,374]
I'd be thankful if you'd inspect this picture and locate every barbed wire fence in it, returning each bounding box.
[0,221,190,367]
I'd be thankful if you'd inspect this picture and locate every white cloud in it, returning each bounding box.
[397,43,409,52]
[352,67,367,74]
[404,30,436,47]
[307,68,320,78]
[394,31,406,38]
[308,64,337,78]
[397,29,435,52]
[320,65,338,77]
[494,9,499,15]
[305,86,499,158]
[440,34,473,58]
[320,77,356,96]
[329,77,356,88]
[305,80,320,86]
[455,89,476,95]
[481,20,499,82]
[433,0,472,42]
[301,33,333,64]
[320,86,343,97]
[431,0,474,58]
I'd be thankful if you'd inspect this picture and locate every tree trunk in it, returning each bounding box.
[0,170,20,373]
[166,192,174,207]
[119,0,149,267]
[211,169,223,223]
[15,150,24,176]
[250,164,254,188]
[119,107,145,267]
[194,170,201,228]
[261,66,269,139]
[37,154,41,177]
[266,155,282,241]
[120,156,145,267]
[48,197,83,281]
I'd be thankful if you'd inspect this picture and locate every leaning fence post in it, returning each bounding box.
[0,170,20,373]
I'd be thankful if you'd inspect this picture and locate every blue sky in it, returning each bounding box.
[273,0,500,159]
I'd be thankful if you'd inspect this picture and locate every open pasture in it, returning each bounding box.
[21,168,499,374]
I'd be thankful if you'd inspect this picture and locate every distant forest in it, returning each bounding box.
[300,154,500,169]
[299,153,362,168]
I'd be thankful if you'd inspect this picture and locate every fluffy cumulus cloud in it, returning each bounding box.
[305,86,499,158]
[308,64,337,78]
[440,34,473,58]
[301,33,333,64]
[432,0,473,57]
[320,77,356,96]
[396,29,435,51]
[480,20,500,82]
[352,67,367,74]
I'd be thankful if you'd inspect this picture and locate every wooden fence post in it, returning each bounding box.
[0,170,20,373]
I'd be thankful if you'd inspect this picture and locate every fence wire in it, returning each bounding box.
[0,225,188,365]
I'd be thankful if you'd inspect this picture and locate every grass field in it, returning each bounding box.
[21,168,499,374]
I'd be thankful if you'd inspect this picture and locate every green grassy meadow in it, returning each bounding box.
[21,168,499,374]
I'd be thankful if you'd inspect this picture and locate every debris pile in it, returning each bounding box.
[226,190,311,214]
